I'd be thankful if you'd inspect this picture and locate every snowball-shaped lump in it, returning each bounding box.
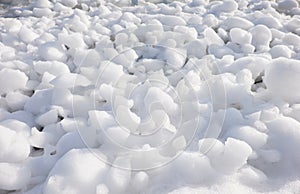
[0,68,28,95]
[222,16,254,30]
[34,61,70,76]
[35,109,58,126]
[44,149,108,194]
[6,92,29,111]
[0,125,30,163]
[173,152,216,184]
[204,27,224,46]
[278,0,298,11]
[132,172,149,191]
[39,42,67,62]
[226,126,268,149]
[249,25,272,51]
[18,26,39,43]
[211,0,238,13]
[270,45,292,58]
[230,28,252,45]
[211,138,252,174]
[187,39,207,58]
[59,0,78,7]
[0,163,31,190]
[264,58,300,103]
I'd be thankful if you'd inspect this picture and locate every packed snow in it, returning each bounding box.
[0,0,300,193]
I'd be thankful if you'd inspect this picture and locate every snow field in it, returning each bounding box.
[0,0,300,193]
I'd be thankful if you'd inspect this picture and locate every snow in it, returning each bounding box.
[0,68,28,94]
[270,45,293,58]
[204,27,224,46]
[230,28,252,45]
[249,25,272,51]
[0,163,31,191]
[277,0,299,11]
[0,0,300,193]
[264,58,300,103]
[210,0,238,13]
[222,16,254,30]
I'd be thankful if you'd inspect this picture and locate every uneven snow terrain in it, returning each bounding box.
[0,0,300,193]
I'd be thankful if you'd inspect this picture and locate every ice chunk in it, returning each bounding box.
[258,149,281,163]
[88,110,115,130]
[24,89,53,114]
[249,25,272,51]
[5,92,29,111]
[270,45,292,58]
[112,49,138,68]
[254,16,282,29]
[264,58,300,103]
[174,26,198,40]
[222,16,254,30]
[211,138,252,174]
[208,45,234,58]
[162,48,187,69]
[34,61,70,76]
[5,111,35,127]
[1,119,31,137]
[18,26,39,43]
[115,105,141,132]
[173,152,217,184]
[39,42,67,62]
[132,172,149,192]
[260,107,280,122]
[60,117,79,132]
[172,136,187,151]
[58,33,86,50]
[97,61,124,84]
[0,163,31,190]
[96,184,109,194]
[229,28,252,45]
[241,44,255,54]
[224,56,269,79]
[226,126,268,149]
[59,0,78,7]
[105,157,131,193]
[29,127,53,148]
[0,68,28,95]
[0,125,30,162]
[121,12,141,24]
[36,0,52,8]
[286,17,300,34]
[44,149,108,194]
[211,0,238,13]
[278,0,298,11]
[52,88,73,110]
[35,109,58,126]
[33,8,53,17]
[204,27,224,46]
[75,49,101,68]
[50,73,91,88]
[158,15,186,27]
[187,40,207,59]
[106,126,130,145]
[199,138,224,159]
[238,166,267,185]
[144,87,178,114]
[282,33,300,50]
[0,44,15,61]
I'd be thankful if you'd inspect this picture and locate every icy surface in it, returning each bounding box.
[0,0,300,193]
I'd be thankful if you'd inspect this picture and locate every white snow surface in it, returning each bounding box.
[0,0,300,193]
